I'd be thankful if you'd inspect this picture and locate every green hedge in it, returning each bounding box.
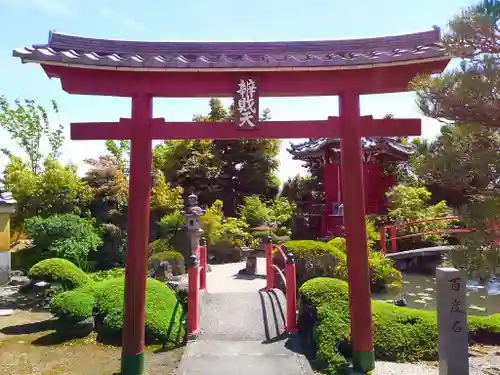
[50,290,95,321]
[78,277,184,344]
[326,237,402,291]
[282,240,347,287]
[88,268,125,282]
[28,258,89,289]
[299,277,500,374]
[149,251,185,275]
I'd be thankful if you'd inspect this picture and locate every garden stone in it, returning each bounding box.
[0,309,15,316]
[392,298,407,307]
[9,276,30,287]
[10,270,25,277]
[34,281,50,288]
[436,267,469,375]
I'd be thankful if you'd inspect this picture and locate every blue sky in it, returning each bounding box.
[0,0,471,183]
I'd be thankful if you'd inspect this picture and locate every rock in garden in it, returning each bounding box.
[0,309,15,316]
[9,276,31,287]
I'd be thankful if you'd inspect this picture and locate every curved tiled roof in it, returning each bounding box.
[12,28,447,70]
[288,137,415,160]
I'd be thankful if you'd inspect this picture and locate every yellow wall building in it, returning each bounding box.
[0,192,16,285]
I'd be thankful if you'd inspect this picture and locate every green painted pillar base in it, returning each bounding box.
[120,352,144,375]
[352,350,375,374]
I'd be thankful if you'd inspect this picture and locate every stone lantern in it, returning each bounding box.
[0,191,16,285]
[183,193,205,256]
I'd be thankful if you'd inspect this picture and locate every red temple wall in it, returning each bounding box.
[322,162,397,237]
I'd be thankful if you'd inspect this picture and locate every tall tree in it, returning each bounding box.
[412,0,500,127]
[411,0,500,273]
[0,95,64,175]
[154,98,280,216]
[3,156,92,230]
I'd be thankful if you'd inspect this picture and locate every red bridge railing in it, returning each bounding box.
[379,216,468,254]
[265,239,297,333]
[187,240,208,336]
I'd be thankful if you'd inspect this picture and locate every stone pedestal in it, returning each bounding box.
[0,251,11,285]
[436,267,469,375]
[245,254,257,274]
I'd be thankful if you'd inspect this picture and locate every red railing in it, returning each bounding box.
[187,240,208,336]
[265,240,297,333]
[380,216,467,254]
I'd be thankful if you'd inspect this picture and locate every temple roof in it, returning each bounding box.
[0,191,16,205]
[288,137,416,160]
[13,28,447,71]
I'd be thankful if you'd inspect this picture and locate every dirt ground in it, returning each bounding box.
[0,310,183,375]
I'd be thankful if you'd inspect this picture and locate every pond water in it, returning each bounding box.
[372,273,500,316]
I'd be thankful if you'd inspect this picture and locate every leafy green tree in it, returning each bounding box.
[25,214,102,269]
[280,174,314,203]
[411,0,500,272]
[105,140,130,171]
[268,197,296,233]
[237,195,271,228]
[0,95,64,175]
[386,185,451,246]
[154,98,280,216]
[83,155,128,268]
[3,156,92,230]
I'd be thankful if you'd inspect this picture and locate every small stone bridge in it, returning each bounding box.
[384,245,455,260]
[176,244,314,375]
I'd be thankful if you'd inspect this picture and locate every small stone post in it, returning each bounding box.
[0,191,16,286]
[182,193,205,256]
[436,267,469,375]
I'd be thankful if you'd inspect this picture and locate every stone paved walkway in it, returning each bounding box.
[176,258,314,375]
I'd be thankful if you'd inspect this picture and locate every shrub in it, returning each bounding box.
[28,258,89,289]
[50,290,95,321]
[299,277,500,374]
[282,240,347,287]
[252,230,282,244]
[24,214,102,268]
[326,236,402,291]
[237,195,270,227]
[88,268,125,282]
[11,246,47,272]
[78,277,184,344]
[149,251,185,275]
[150,238,175,254]
[368,251,402,291]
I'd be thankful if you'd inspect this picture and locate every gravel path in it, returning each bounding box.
[205,258,266,293]
[371,347,500,375]
[204,260,500,375]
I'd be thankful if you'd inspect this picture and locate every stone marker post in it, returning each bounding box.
[0,191,16,286]
[436,267,469,375]
[182,193,204,256]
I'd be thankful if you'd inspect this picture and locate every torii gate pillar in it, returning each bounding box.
[121,93,153,375]
[339,91,375,373]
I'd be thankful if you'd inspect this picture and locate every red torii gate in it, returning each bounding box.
[14,29,449,375]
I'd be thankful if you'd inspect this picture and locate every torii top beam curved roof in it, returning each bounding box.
[13,28,448,71]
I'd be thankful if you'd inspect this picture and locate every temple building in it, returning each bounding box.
[288,136,415,237]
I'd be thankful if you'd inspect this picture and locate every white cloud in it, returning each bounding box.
[100,7,141,31]
[0,0,73,15]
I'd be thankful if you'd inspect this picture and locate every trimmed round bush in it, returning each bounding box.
[50,290,95,321]
[149,250,185,276]
[78,277,185,344]
[327,236,402,291]
[299,277,349,306]
[281,240,347,287]
[88,268,125,282]
[28,258,89,289]
[299,276,500,374]
[368,251,402,291]
[149,238,175,254]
